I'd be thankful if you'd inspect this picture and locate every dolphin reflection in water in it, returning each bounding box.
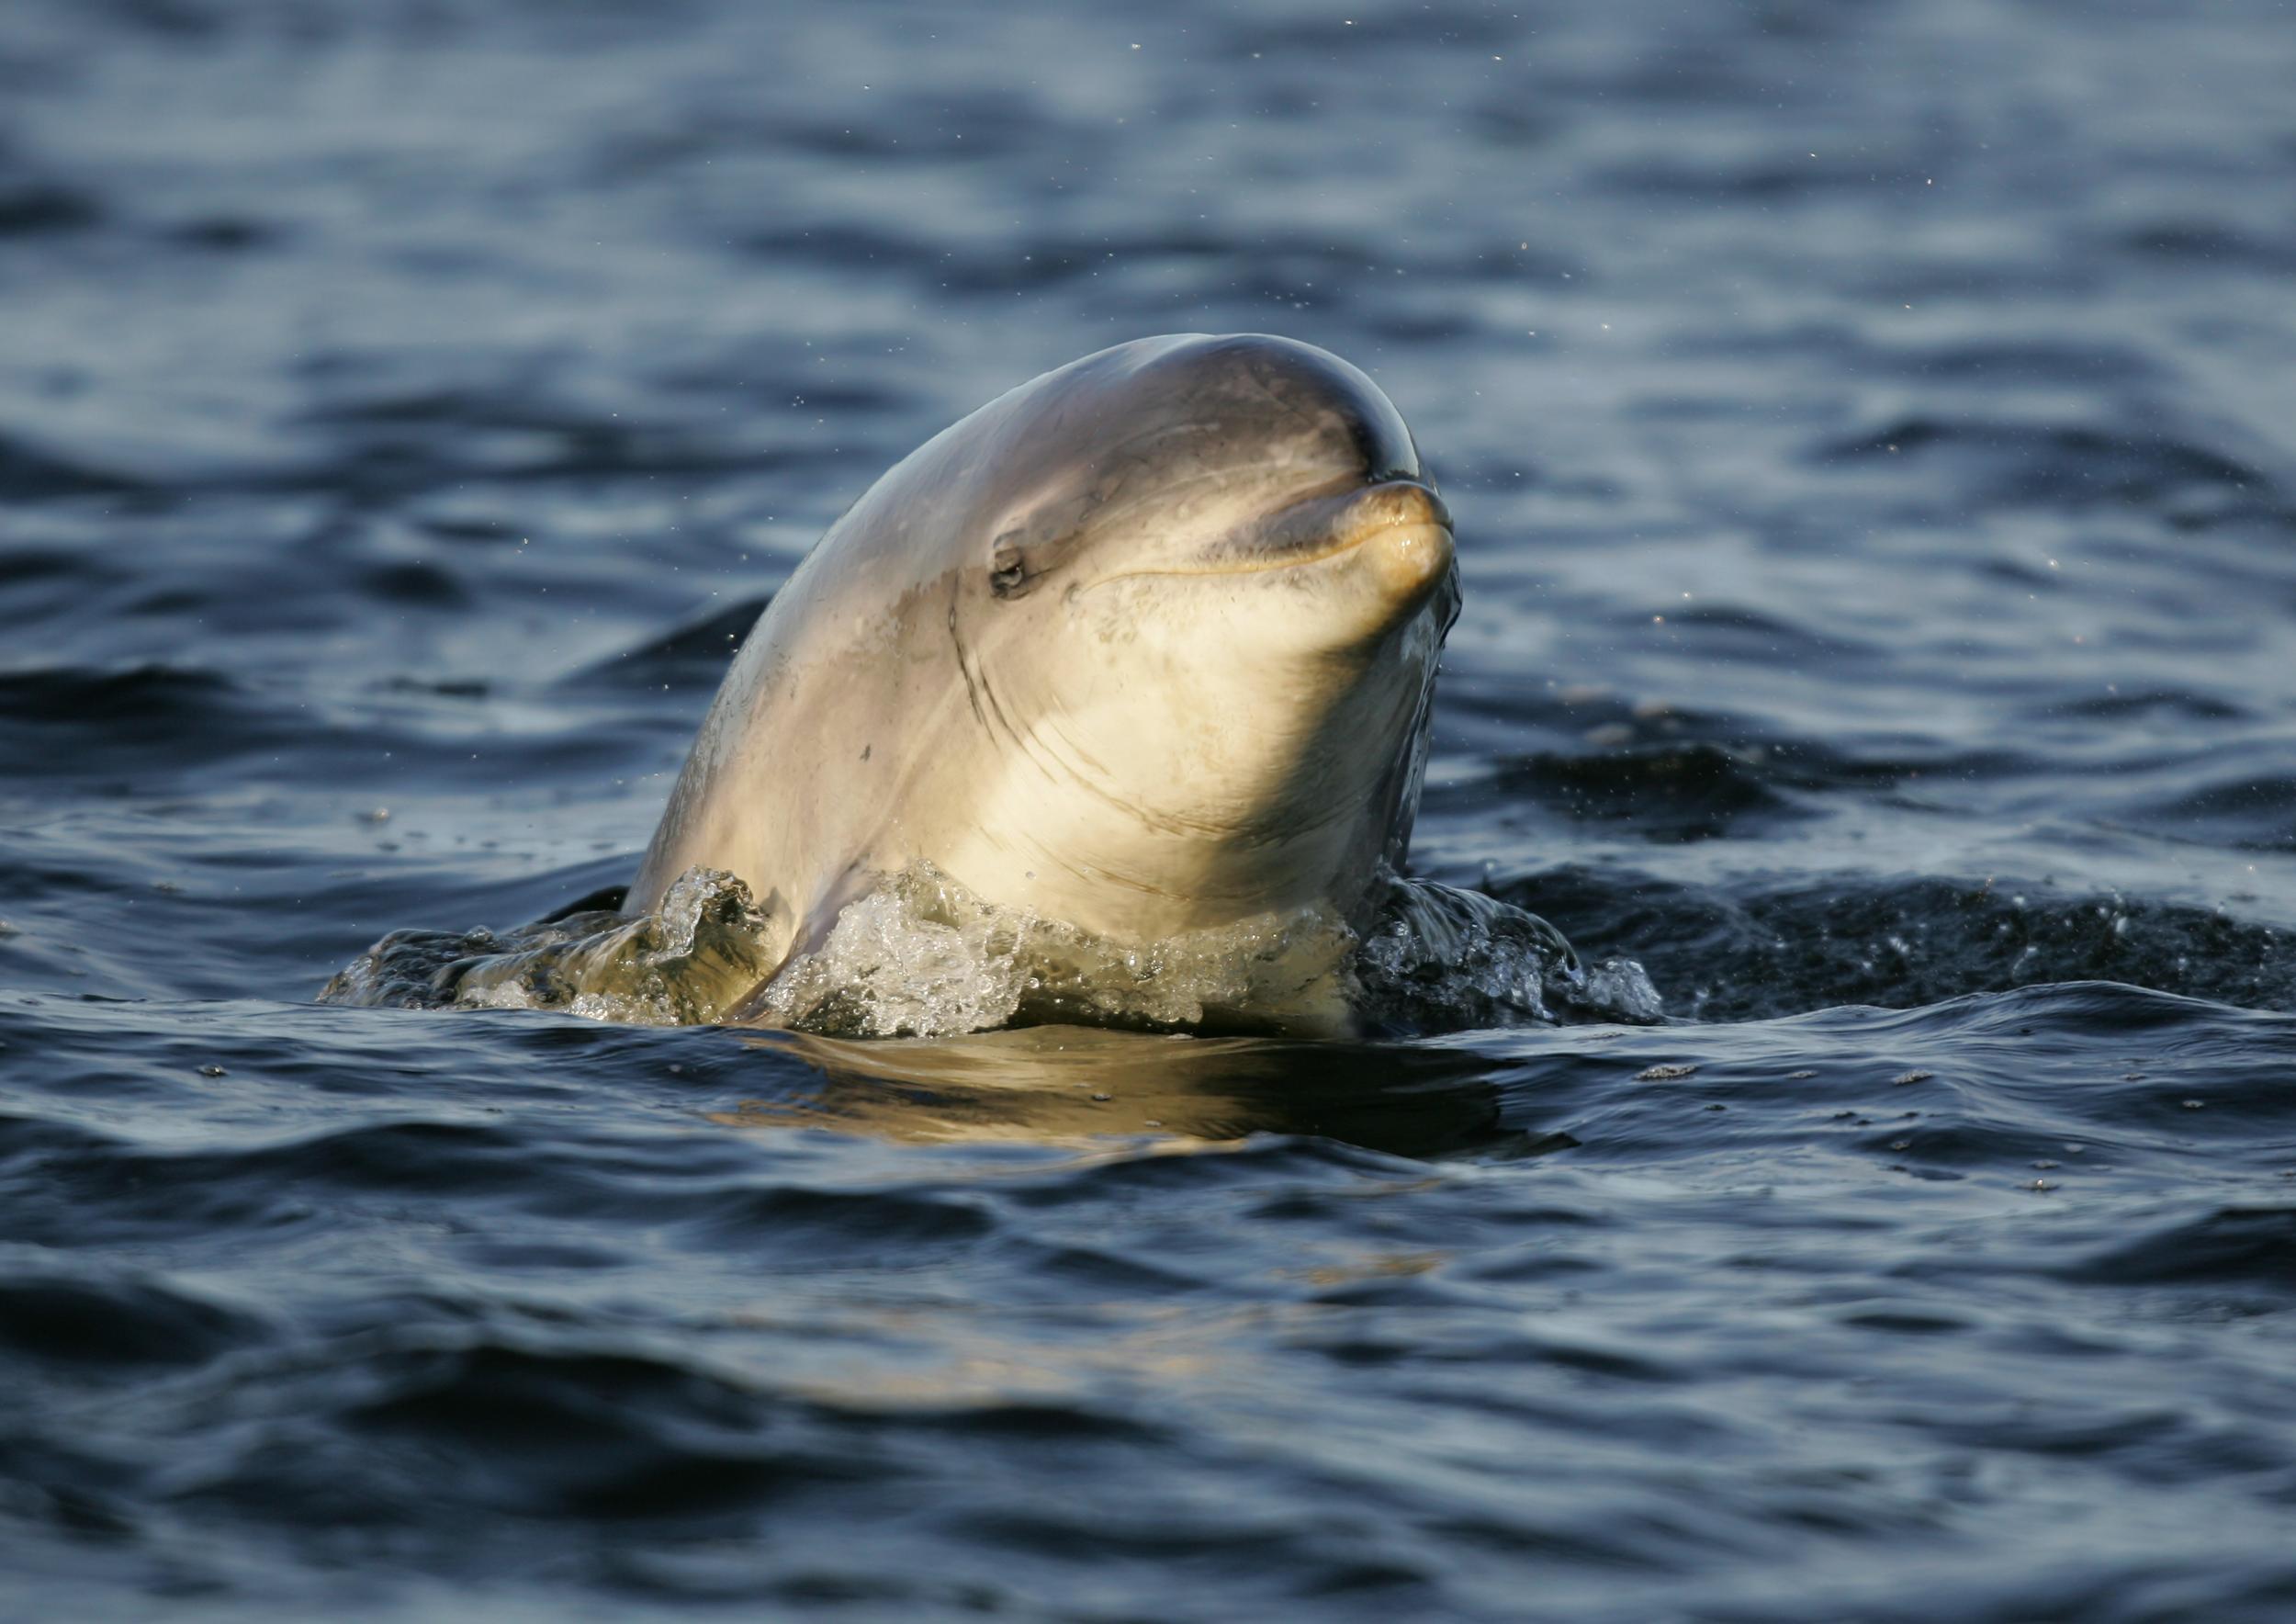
[716,1024,1584,1161]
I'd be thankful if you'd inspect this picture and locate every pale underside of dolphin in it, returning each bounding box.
[626,333,1461,1021]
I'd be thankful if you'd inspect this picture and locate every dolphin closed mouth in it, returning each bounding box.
[1097,477,1455,588]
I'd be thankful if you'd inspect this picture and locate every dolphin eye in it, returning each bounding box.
[989,535,1030,599]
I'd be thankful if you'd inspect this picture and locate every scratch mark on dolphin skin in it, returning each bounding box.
[949,589,1030,759]
[1238,353,1346,448]
[959,574,1232,840]
[948,593,990,731]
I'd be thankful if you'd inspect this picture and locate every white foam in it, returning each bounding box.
[748,863,1360,1037]
[321,862,1662,1035]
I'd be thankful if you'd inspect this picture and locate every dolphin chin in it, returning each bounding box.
[624,333,1467,1021]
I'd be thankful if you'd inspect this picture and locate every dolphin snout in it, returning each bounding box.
[1226,478,1452,573]
[1337,479,1454,601]
[1339,479,1451,539]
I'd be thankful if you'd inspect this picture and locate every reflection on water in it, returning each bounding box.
[725,1023,1572,1159]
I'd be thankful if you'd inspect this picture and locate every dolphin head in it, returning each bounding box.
[930,334,1459,938]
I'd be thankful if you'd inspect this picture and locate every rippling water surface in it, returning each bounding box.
[5,1,2295,1618]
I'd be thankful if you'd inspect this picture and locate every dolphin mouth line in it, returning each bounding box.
[1089,479,1453,586]
[1083,523,1452,589]
[1153,521,1451,580]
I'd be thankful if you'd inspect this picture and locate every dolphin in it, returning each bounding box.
[626,333,1460,1024]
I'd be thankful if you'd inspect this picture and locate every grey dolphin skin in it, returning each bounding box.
[627,333,1459,1018]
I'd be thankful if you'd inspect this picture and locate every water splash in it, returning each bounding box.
[320,867,779,1025]
[1356,874,1665,1031]
[322,863,1662,1035]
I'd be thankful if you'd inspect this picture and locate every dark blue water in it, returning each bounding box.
[6,1,2296,1618]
